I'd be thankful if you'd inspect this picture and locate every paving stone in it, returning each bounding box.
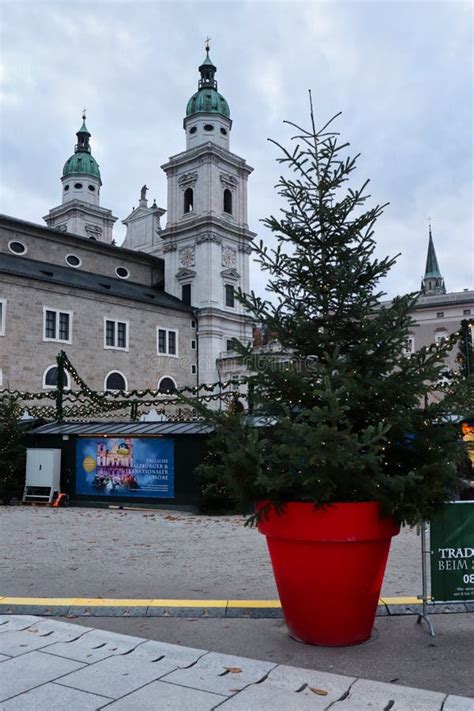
[145,606,226,618]
[225,607,283,619]
[70,606,151,617]
[0,605,72,616]
[0,650,84,702]
[216,663,355,710]
[1,681,111,710]
[161,651,275,696]
[59,639,206,699]
[0,615,42,633]
[0,618,92,657]
[443,696,474,711]
[43,628,145,663]
[330,677,446,710]
[104,679,226,710]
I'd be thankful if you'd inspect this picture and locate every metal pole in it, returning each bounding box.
[417,522,435,636]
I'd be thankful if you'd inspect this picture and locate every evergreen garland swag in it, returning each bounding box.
[198,98,466,526]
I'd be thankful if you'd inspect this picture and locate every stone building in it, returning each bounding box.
[396,226,473,369]
[0,46,254,396]
[0,214,196,394]
[122,45,255,384]
[0,47,470,401]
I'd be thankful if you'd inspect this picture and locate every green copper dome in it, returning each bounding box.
[186,89,230,118]
[62,116,101,180]
[63,153,101,179]
[186,48,230,119]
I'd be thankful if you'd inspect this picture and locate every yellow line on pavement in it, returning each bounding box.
[0,596,425,608]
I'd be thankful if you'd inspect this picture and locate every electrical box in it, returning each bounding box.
[23,448,61,504]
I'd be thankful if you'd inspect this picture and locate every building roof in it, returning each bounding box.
[0,251,193,313]
[30,421,214,436]
[63,153,101,179]
[0,214,164,266]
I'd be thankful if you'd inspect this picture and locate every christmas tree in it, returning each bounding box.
[0,396,26,502]
[199,98,464,525]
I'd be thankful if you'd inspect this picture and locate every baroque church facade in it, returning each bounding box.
[0,48,254,394]
[0,48,471,397]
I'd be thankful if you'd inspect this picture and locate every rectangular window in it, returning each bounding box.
[463,309,471,316]
[436,312,444,318]
[225,284,235,308]
[104,319,128,350]
[158,329,167,354]
[168,331,176,355]
[191,319,196,329]
[191,339,196,350]
[181,284,192,305]
[43,307,72,343]
[191,365,197,374]
[0,299,6,336]
[156,327,178,357]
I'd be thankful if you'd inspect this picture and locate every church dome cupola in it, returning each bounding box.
[62,114,101,181]
[184,42,232,151]
[186,44,230,119]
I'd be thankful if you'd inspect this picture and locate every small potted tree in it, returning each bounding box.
[197,99,463,646]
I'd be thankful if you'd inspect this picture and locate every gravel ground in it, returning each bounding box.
[1,506,422,599]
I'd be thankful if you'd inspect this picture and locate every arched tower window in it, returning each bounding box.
[184,188,194,213]
[223,189,232,214]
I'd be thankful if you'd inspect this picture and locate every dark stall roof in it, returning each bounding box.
[30,421,214,436]
[0,252,192,313]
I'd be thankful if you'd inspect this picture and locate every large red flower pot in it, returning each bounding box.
[257,501,400,646]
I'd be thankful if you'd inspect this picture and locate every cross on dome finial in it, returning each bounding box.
[82,107,87,120]
[205,36,211,52]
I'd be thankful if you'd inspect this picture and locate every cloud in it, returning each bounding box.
[0,0,471,302]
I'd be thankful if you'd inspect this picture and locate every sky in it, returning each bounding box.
[0,0,472,300]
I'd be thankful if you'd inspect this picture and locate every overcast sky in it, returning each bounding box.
[0,0,472,300]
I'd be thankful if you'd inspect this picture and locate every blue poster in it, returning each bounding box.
[76,437,174,498]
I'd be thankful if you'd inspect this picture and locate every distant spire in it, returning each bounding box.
[421,223,446,295]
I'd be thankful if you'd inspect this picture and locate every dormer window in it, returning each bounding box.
[184,188,193,213]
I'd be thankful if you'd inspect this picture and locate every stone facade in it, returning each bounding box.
[404,290,473,370]
[0,215,196,394]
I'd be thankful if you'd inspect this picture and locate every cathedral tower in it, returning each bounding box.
[160,45,255,384]
[44,115,117,242]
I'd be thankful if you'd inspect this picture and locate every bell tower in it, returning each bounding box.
[160,44,255,384]
[44,114,117,242]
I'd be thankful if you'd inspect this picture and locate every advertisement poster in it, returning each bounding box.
[76,437,174,499]
[430,502,474,601]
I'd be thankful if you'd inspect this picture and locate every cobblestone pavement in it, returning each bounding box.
[0,616,473,710]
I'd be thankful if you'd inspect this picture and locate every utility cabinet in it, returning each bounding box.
[23,448,61,504]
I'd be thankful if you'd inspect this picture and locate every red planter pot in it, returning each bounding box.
[257,501,400,646]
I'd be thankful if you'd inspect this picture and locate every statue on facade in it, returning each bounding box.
[140,185,148,201]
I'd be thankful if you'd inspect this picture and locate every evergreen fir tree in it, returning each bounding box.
[199,99,464,525]
[0,396,26,502]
